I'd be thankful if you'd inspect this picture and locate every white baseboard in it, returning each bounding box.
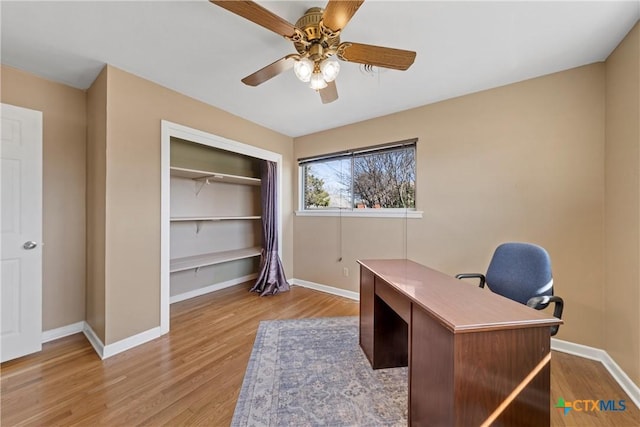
[552,338,640,409]
[82,322,105,359]
[82,322,162,360]
[170,273,258,304]
[102,327,162,359]
[290,278,360,301]
[42,321,85,343]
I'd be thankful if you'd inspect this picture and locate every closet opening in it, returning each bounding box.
[160,121,283,334]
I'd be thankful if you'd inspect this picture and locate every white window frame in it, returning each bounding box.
[295,140,423,219]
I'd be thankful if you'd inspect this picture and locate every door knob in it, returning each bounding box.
[23,241,37,250]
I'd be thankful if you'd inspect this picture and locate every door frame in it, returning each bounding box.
[160,121,283,334]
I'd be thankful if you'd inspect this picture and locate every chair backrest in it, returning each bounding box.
[485,242,553,305]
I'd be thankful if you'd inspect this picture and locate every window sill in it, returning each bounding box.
[295,209,423,219]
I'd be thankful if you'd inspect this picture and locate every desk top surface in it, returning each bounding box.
[358,258,562,333]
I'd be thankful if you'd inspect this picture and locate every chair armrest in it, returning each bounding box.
[527,295,564,336]
[455,273,486,288]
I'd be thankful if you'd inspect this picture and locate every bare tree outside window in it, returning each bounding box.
[353,148,415,208]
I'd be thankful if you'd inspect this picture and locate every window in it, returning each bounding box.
[298,139,418,216]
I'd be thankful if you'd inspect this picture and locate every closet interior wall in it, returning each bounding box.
[169,137,263,302]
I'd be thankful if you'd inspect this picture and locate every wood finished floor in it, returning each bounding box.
[1,283,638,426]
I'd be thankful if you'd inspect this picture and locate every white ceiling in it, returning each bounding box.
[2,1,638,137]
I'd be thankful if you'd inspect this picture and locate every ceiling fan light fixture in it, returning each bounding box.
[320,58,340,82]
[294,58,313,82]
[309,72,328,90]
[212,1,416,103]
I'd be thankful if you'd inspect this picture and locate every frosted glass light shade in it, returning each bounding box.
[320,59,340,82]
[309,72,328,90]
[294,58,313,82]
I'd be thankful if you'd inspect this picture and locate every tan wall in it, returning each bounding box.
[604,22,640,384]
[294,64,606,349]
[101,66,294,344]
[1,65,87,331]
[86,67,108,341]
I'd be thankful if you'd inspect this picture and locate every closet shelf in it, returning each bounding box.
[170,166,261,186]
[171,216,261,222]
[170,247,262,273]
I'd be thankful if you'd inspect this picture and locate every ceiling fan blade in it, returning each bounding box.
[210,1,298,39]
[319,80,338,104]
[337,42,416,71]
[321,0,364,33]
[241,55,298,86]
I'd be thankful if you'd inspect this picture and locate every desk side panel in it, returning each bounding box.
[497,357,550,426]
[454,327,551,426]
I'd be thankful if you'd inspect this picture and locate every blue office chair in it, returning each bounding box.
[456,242,564,336]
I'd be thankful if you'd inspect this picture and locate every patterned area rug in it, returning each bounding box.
[231,317,407,427]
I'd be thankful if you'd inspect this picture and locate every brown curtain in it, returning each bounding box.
[251,160,290,296]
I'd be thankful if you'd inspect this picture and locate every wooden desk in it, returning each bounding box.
[358,259,562,427]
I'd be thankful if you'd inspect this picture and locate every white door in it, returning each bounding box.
[1,103,43,362]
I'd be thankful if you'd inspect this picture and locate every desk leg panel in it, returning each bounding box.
[411,307,455,426]
[487,329,551,426]
[359,265,375,365]
[411,308,551,427]
[454,327,551,426]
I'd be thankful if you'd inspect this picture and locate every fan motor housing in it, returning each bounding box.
[294,7,340,56]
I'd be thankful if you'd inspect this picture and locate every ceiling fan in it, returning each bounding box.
[210,0,417,104]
